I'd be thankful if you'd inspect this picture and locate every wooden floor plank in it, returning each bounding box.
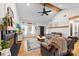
[17,38,79,56]
[18,39,41,56]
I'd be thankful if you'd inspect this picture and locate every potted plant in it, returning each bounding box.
[2,16,9,30]
[0,44,1,49]
[1,40,10,49]
[0,40,11,56]
[2,16,9,25]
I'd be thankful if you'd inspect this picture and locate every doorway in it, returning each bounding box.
[39,26,44,36]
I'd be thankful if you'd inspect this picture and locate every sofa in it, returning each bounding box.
[40,36,67,56]
[40,33,78,56]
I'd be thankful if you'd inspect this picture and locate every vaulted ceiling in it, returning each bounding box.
[15,3,79,25]
[53,3,79,9]
[16,3,56,25]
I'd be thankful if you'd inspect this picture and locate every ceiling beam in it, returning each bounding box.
[45,3,62,13]
[69,15,79,20]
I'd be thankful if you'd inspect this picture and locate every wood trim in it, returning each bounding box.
[69,15,79,20]
[48,25,69,28]
[45,3,62,13]
[27,23,32,24]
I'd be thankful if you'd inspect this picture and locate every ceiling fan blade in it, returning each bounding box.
[37,12,43,13]
[41,13,44,16]
[46,10,52,13]
[45,13,48,15]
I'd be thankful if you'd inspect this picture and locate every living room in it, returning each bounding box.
[0,3,79,56]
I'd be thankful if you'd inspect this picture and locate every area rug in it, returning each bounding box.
[10,43,21,56]
[26,38,40,52]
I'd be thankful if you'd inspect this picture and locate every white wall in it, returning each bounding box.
[47,8,79,38]
[0,4,4,24]
[0,3,5,19]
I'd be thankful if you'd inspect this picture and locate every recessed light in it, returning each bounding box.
[26,3,30,6]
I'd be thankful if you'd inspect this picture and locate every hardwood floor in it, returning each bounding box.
[17,38,79,56]
[17,39,41,56]
[17,40,27,56]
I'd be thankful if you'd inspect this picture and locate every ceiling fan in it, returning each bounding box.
[38,4,52,16]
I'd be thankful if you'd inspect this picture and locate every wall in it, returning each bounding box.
[0,4,5,18]
[0,3,5,19]
[47,8,79,38]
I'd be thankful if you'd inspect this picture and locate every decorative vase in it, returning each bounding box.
[1,48,11,56]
